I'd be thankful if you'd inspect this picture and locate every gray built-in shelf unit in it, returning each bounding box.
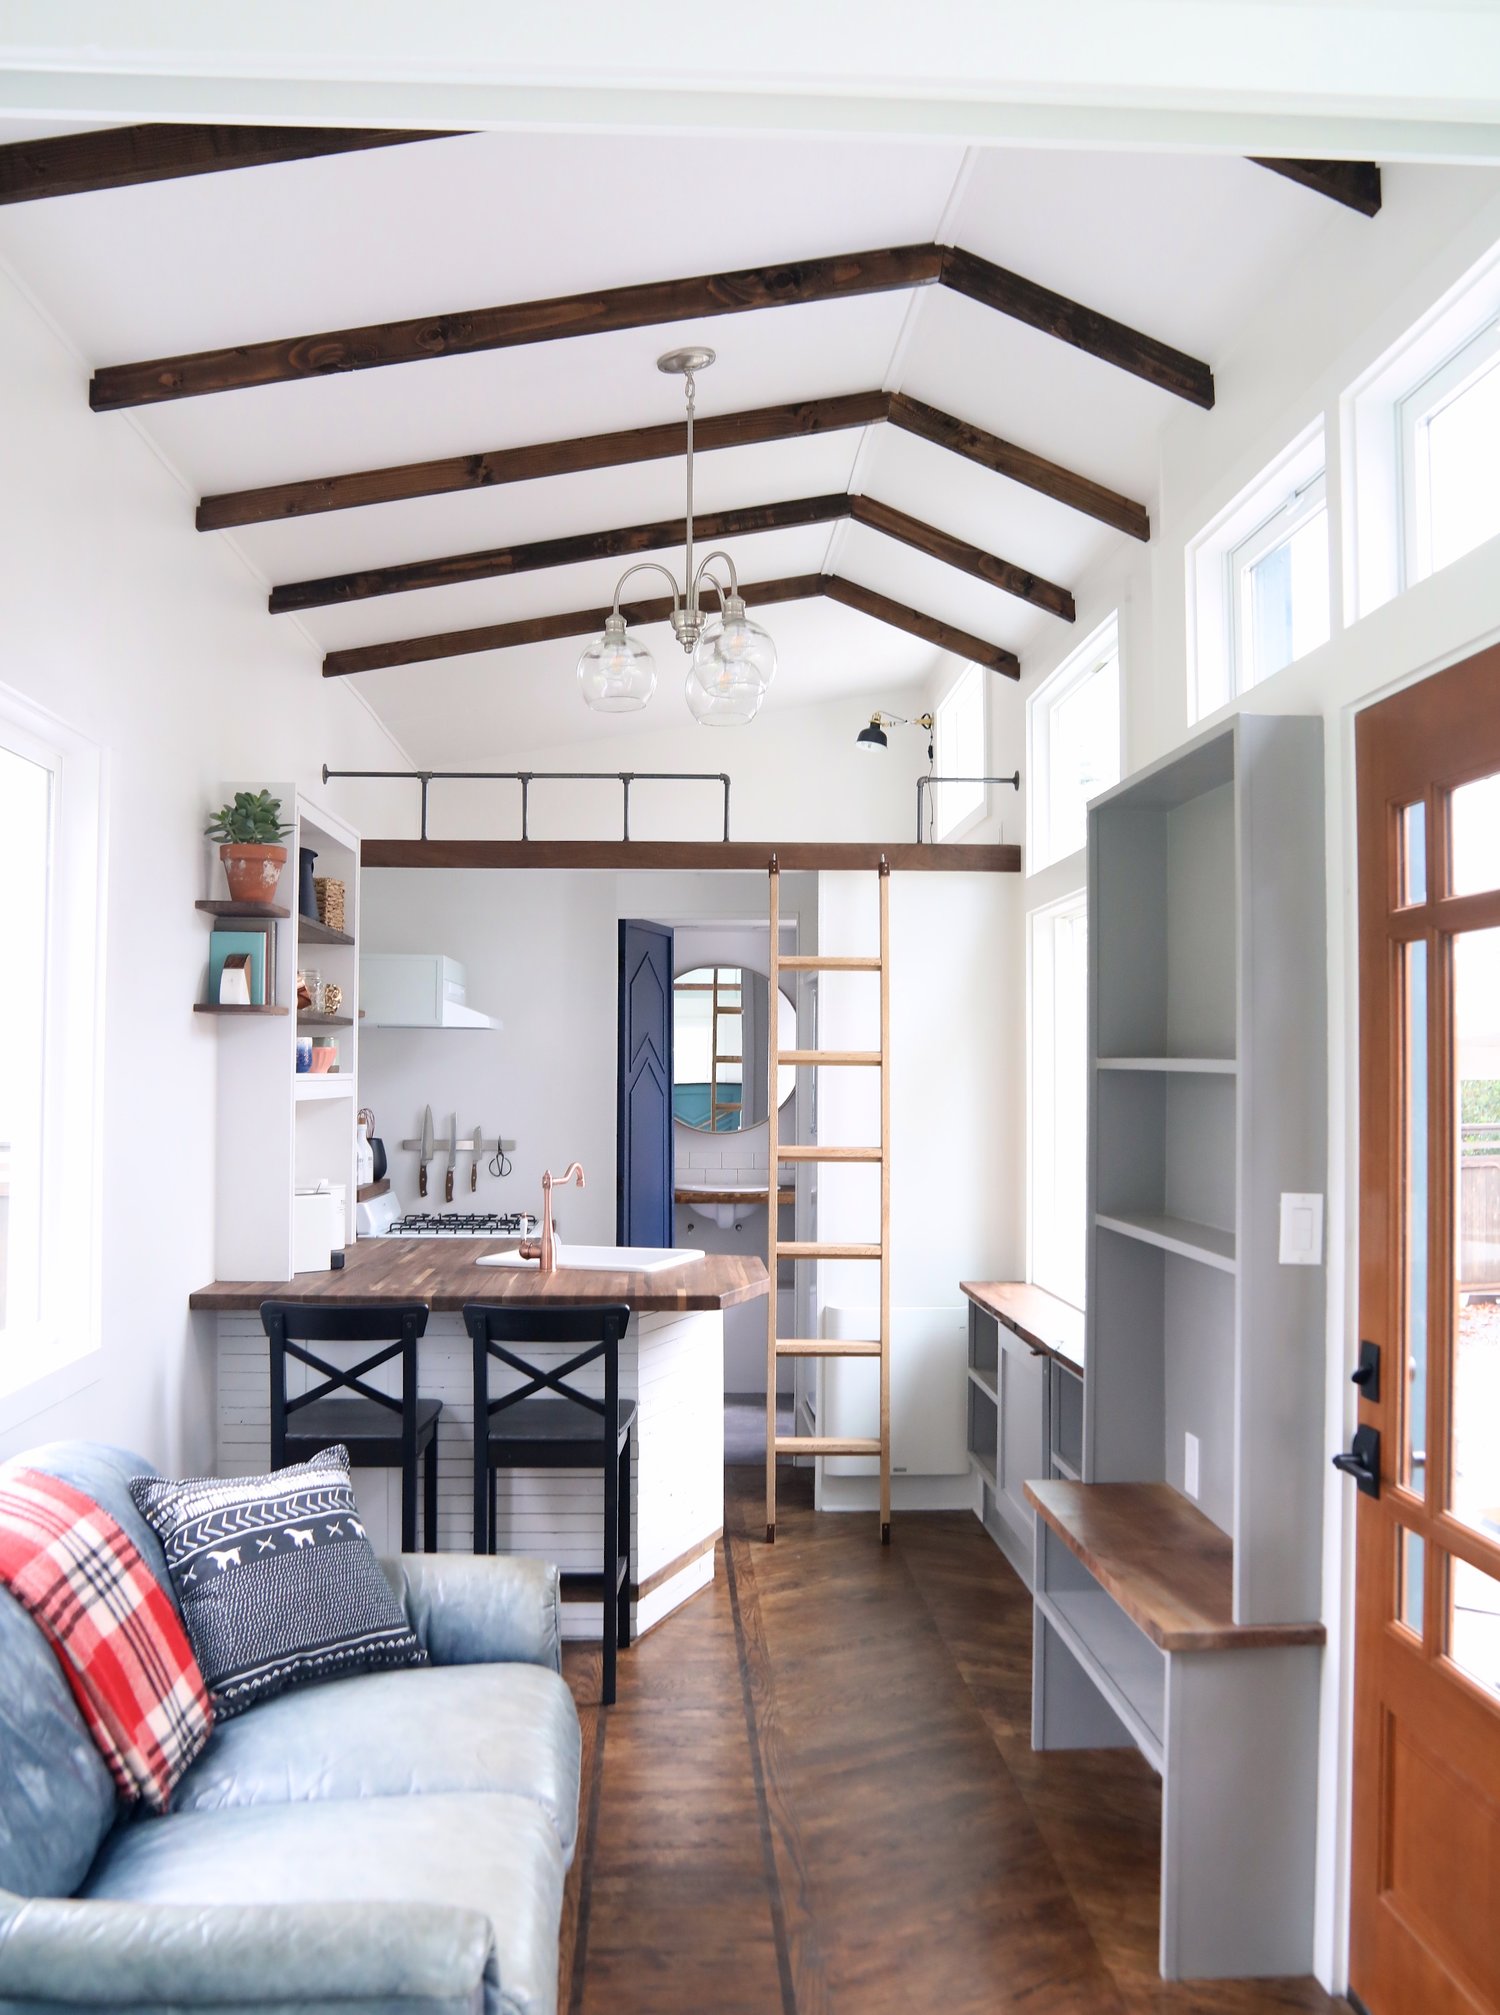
[1028,713,1329,1981]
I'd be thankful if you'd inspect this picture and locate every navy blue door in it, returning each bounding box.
[617,920,675,1247]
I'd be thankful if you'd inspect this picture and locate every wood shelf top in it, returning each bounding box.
[297,914,355,946]
[190,1239,770,1314]
[193,1002,289,1016]
[1025,1481,1326,1653]
[961,1280,1084,1376]
[356,1177,390,1203]
[195,899,290,920]
[675,1187,795,1206]
[297,1013,354,1028]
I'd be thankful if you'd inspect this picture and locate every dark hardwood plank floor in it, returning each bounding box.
[561,1468,1345,2014]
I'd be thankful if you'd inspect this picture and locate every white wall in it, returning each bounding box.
[0,251,417,1472]
[1007,162,1500,1995]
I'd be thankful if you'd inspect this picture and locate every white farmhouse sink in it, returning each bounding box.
[475,1244,704,1274]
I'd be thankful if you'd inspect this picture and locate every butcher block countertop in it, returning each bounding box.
[190,1240,771,1314]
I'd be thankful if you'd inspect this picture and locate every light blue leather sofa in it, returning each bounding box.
[0,1443,582,2015]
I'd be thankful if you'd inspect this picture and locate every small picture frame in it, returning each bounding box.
[218,953,253,1006]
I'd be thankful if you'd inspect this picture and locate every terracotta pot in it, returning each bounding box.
[220,842,287,905]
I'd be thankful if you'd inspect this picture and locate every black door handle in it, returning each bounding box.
[1332,1424,1380,1498]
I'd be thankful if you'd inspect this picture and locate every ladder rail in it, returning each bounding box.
[765,855,892,1547]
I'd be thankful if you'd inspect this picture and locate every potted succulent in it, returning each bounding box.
[204,790,294,905]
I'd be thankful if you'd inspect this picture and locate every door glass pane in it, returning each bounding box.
[1401,800,1427,906]
[1452,927,1500,1539]
[1451,771,1500,898]
[1398,1524,1426,1636]
[1405,939,1430,1497]
[1448,1553,1500,1702]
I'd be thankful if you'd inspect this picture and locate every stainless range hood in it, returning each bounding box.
[359,954,502,1030]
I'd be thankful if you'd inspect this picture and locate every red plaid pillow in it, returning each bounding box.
[0,1466,213,1811]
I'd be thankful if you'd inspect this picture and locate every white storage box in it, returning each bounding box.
[293,1185,345,1274]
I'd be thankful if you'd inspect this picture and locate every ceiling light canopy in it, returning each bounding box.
[578,349,777,724]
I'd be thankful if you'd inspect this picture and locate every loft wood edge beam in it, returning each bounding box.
[847,494,1075,621]
[886,392,1150,542]
[320,573,825,676]
[821,574,1021,678]
[939,245,1214,410]
[90,244,941,410]
[1250,157,1382,218]
[360,839,1021,873]
[90,239,1211,412]
[197,391,889,530]
[271,494,851,613]
[0,125,458,205]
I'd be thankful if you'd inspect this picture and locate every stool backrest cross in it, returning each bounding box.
[462,1303,630,1434]
[260,1300,430,1469]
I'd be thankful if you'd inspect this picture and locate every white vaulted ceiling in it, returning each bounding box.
[0,123,1389,759]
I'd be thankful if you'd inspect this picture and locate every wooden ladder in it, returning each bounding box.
[765,856,891,1545]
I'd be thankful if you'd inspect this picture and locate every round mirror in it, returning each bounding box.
[672,966,795,1132]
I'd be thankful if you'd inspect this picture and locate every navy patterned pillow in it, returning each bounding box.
[129,1446,425,1719]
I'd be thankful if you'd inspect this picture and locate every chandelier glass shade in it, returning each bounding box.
[578,349,776,724]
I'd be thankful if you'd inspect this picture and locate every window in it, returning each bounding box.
[1029,892,1088,1309]
[1188,424,1329,720]
[1400,319,1500,582]
[1227,472,1330,690]
[930,662,987,840]
[1027,616,1121,871]
[0,690,104,1405]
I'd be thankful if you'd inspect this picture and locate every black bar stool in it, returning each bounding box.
[463,1303,634,1705]
[261,1300,440,1553]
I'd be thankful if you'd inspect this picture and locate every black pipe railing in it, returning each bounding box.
[320,766,733,843]
[916,773,1021,841]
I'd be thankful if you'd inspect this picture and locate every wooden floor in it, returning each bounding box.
[560,1466,1346,2015]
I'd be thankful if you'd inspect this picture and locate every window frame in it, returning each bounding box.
[1398,315,1500,586]
[930,661,989,842]
[0,686,106,1417]
[1026,613,1121,874]
[1027,888,1089,1312]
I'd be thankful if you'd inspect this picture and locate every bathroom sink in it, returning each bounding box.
[675,1185,775,1229]
[475,1244,705,1274]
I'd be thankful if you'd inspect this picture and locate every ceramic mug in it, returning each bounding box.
[310,1044,337,1075]
[295,1037,313,1073]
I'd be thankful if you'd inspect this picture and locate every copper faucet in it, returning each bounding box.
[519,1163,585,1272]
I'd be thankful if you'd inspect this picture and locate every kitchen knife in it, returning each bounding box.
[470,1122,482,1192]
[443,1113,458,1203]
[419,1104,434,1198]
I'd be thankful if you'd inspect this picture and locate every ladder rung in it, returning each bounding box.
[777,956,881,972]
[774,1338,883,1357]
[777,1144,883,1163]
[776,1240,883,1260]
[774,1437,882,1456]
[779,1050,882,1066]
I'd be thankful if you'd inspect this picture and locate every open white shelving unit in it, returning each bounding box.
[1028,714,1329,1981]
[206,784,360,1281]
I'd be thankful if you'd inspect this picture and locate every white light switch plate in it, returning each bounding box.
[1279,1192,1324,1266]
[1184,1432,1200,1500]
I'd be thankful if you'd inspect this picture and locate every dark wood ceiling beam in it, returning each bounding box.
[938,246,1214,410]
[90,245,941,411]
[1250,158,1382,218]
[197,391,888,531]
[886,393,1150,541]
[821,574,1020,678]
[270,495,852,613]
[90,242,1213,412]
[321,573,827,677]
[847,495,1074,621]
[319,572,1019,679]
[0,125,455,205]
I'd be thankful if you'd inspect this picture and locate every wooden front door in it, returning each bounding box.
[1352,642,1500,2014]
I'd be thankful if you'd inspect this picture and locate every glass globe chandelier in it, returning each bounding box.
[578,348,777,724]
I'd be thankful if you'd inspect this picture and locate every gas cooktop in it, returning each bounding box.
[381,1210,538,1239]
